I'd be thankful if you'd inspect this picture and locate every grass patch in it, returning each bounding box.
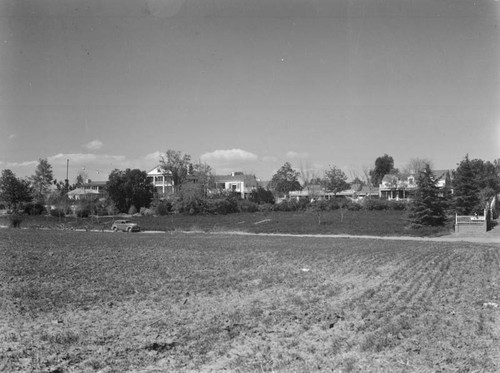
[0,209,453,237]
[1,229,499,372]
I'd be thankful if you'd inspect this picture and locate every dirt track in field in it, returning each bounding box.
[210,230,500,244]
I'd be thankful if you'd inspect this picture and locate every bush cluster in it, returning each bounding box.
[9,213,23,228]
[154,201,172,216]
[23,202,46,215]
[127,194,410,217]
[362,199,408,211]
[272,198,410,212]
[50,208,66,218]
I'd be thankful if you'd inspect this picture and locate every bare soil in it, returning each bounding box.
[1,229,499,372]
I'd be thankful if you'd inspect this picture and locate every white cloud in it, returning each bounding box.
[286,151,309,159]
[200,148,258,162]
[0,159,38,168]
[144,151,163,161]
[8,134,16,140]
[83,140,103,150]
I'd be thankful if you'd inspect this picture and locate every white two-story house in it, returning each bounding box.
[146,166,174,197]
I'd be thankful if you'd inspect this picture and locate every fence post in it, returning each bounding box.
[484,206,489,232]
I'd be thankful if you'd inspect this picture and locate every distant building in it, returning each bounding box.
[67,179,106,200]
[289,184,379,201]
[146,166,174,197]
[214,172,260,199]
[379,170,451,200]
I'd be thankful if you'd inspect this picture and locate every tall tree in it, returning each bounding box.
[106,169,155,213]
[30,158,54,202]
[192,161,215,192]
[408,164,447,228]
[249,186,275,204]
[369,154,398,186]
[268,162,302,197]
[159,150,191,192]
[452,155,499,215]
[323,165,350,195]
[75,169,88,188]
[0,169,33,211]
[403,158,434,174]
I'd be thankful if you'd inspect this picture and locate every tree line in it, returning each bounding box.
[1,152,499,228]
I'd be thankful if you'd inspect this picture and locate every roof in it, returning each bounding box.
[68,188,101,195]
[81,181,106,187]
[303,184,323,192]
[381,173,414,183]
[147,166,173,176]
[215,174,259,187]
[432,169,450,180]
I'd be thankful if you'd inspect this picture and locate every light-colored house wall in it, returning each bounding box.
[214,172,259,199]
[147,167,174,196]
[379,170,451,200]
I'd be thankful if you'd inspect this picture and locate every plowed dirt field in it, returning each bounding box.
[1,229,499,372]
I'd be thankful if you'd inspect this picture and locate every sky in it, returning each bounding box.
[1,0,499,183]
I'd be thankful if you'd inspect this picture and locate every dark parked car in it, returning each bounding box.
[111,220,140,232]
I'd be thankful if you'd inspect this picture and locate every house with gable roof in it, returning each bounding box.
[214,172,260,199]
[379,169,451,200]
[67,179,106,200]
[146,166,174,197]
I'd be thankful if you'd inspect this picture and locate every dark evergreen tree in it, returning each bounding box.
[408,164,447,228]
[369,154,398,186]
[249,186,275,204]
[452,155,482,215]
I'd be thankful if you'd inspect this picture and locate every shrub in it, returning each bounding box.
[50,208,66,218]
[363,198,389,210]
[173,196,202,215]
[95,207,108,216]
[155,201,172,216]
[9,213,23,228]
[342,199,363,211]
[106,204,119,216]
[140,207,154,216]
[388,200,408,210]
[128,205,137,215]
[325,199,341,210]
[23,202,46,215]
[76,208,90,218]
[258,203,274,212]
[273,200,298,212]
[249,187,275,204]
[204,196,239,215]
[309,200,329,211]
[238,199,259,213]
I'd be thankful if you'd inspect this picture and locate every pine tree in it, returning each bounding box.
[30,158,54,203]
[452,155,481,215]
[408,164,447,228]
